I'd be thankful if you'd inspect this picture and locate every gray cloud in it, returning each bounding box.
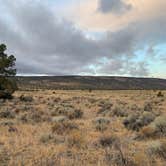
[98,0,132,14]
[0,1,102,75]
[93,58,149,76]
[0,0,165,77]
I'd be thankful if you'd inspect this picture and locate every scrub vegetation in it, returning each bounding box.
[0,89,166,165]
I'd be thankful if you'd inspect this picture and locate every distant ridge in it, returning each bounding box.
[16,76,166,90]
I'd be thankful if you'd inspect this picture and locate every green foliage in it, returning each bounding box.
[0,44,17,99]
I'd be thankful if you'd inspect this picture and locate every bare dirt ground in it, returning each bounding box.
[0,90,166,166]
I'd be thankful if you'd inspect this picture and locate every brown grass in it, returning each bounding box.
[0,90,165,165]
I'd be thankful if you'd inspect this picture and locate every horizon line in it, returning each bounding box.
[16,75,166,80]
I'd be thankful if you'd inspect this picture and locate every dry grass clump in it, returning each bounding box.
[0,90,165,165]
[102,139,135,166]
[51,121,78,135]
[139,125,156,138]
[132,152,149,166]
[0,148,10,166]
[146,140,166,160]
[98,134,119,148]
[93,117,110,132]
[40,133,65,144]
[104,151,135,166]
[67,131,85,148]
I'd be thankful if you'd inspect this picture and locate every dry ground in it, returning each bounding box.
[0,90,166,166]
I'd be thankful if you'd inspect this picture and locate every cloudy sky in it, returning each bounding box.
[0,0,166,78]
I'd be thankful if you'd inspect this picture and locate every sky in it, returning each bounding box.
[0,0,166,78]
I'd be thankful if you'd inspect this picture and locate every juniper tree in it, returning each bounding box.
[0,44,17,99]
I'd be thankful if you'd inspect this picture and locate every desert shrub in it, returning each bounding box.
[14,105,34,114]
[88,98,97,104]
[40,133,54,143]
[67,131,85,148]
[0,99,5,104]
[146,140,166,160]
[140,115,166,138]
[0,121,14,126]
[116,100,127,106]
[139,112,156,125]
[157,91,164,97]
[19,113,28,123]
[18,111,43,123]
[98,104,128,117]
[51,116,68,123]
[93,117,110,132]
[67,109,83,119]
[130,104,141,112]
[0,85,15,99]
[53,97,61,102]
[151,116,166,136]
[52,121,78,135]
[53,135,65,144]
[19,95,33,102]
[97,101,113,114]
[123,112,156,131]
[144,102,153,112]
[8,126,18,132]
[89,89,92,93]
[111,106,128,117]
[0,109,15,119]
[105,153,135,166]
[40,133,65,144]
[99,134,119,148]
[123,114,139,131]
[30,112,43,123]
[51,106,83,119]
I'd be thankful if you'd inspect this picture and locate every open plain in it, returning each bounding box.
[0,90,166,166]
